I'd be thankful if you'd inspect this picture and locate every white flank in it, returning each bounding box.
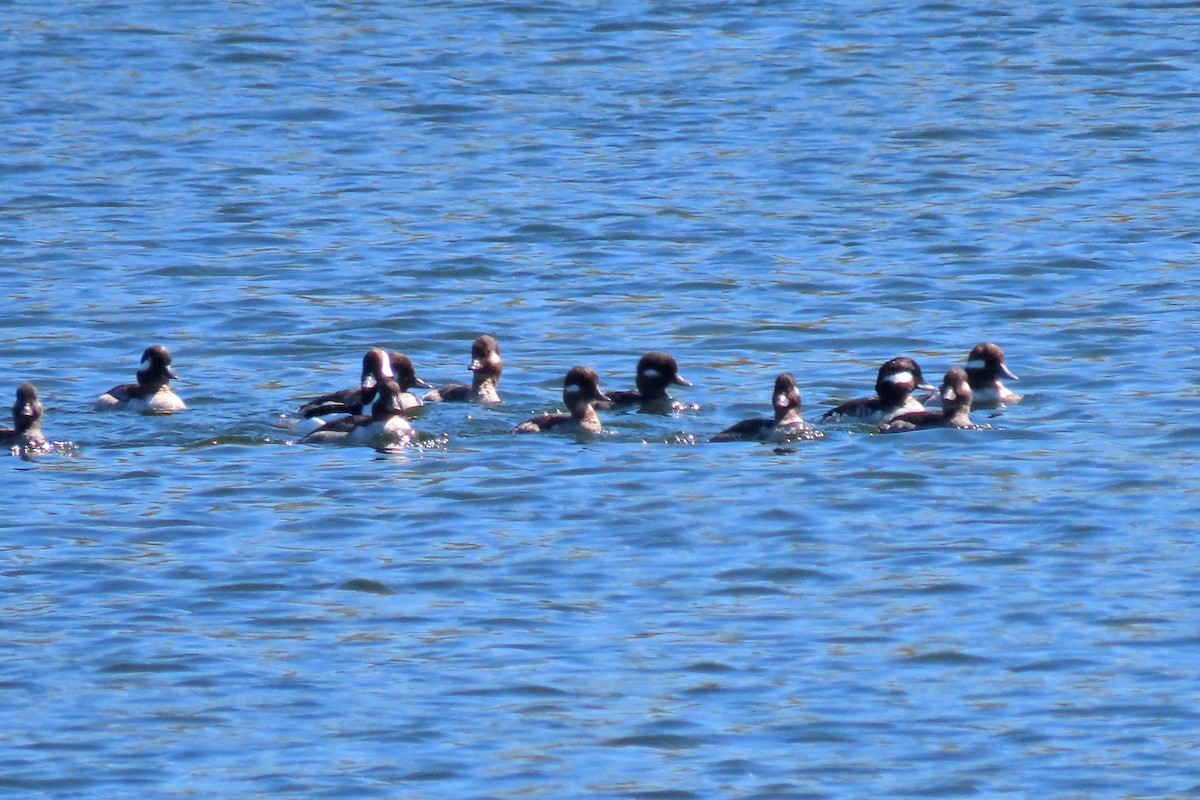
[882,371,913,385]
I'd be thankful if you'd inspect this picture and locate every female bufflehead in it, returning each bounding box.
[2,383,47,451]
[820,356,935,424]
[514,366,610,435]
[880,367,976,432]
[299,349,430,418]
[95,345,187,413]
[301,378,414,447]
[423,335,503,404]
[712,372,823,442]
[597,352,692,410]
[964,342,1020,406]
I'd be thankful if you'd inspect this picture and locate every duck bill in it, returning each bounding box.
[673,374,693,387]
[595,390,612,404]
[999,364,1019,381]
[916,381,937,392]
[412,376,433,390]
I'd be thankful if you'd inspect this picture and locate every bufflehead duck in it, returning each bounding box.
[820,356,935,424]
[596,352,692,411]
[301,378,415,446]
[880,367,977,432]
[423,335,503,404]
[964,342,1020,406]
[2,383,47,451]
[514,366,610,435]
[712,372,824,442]
[299,349,430,418]
[94,345,187,413]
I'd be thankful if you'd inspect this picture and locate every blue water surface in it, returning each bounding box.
[2,1,1200,797]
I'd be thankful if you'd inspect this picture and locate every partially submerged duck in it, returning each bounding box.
[301,378,415,447]
[299,348,429,418]
[597,352,692,411]
[880,367,977,432]
[712,372,823,442]
[424,335,503,404]
[820,356,934,424]
[514,366,609,435]
[2,382,48,451]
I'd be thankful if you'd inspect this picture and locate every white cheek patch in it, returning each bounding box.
[642,368,661,380]
[965,359,986,371]
[380,359,394,379]
[139,359,152,371]
[564,383,582,395]
[363,375,377,389]
[882,371,913,385]
[773,392,790,409]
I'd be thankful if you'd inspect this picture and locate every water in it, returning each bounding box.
[3,1,1200,796]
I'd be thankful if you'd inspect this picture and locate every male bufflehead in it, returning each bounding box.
[94,345,187,413]
[2,382,47,451]
[712,372,823,442]
[301,378,415,446]
[596,352,692,411]
[514,366,610,435]
[423,335,503,404]
[299,349,430,418]
[820,356,935,424]
[880,367,977,432]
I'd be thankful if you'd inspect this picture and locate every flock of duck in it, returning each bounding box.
[1,336,1021,453]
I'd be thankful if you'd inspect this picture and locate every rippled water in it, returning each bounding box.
[3,1,1200,797]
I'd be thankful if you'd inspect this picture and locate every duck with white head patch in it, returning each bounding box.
[95,345,187,413]
[964,342,1020,407]
[424,334,503,404]
[299,348,430,418]
[880,367,978,432]
[819,356,935,424]
[712,372,823,442]
[2,383,48,452]
[596,352,692,412]
[514,366,610,435]
[301,378,415,447]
